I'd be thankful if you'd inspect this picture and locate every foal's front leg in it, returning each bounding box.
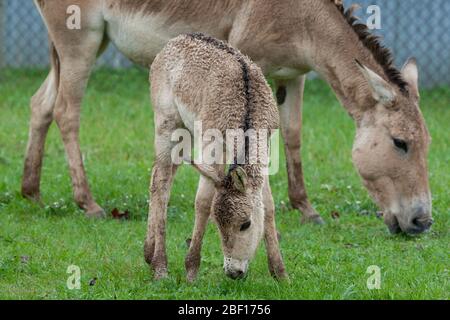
[145,157,177,280]
[263,178,288,280]
[185,177,215,282]
[144,140,177,280]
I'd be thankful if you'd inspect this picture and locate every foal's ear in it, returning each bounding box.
[401,57,420,99]
[355,59,397,106]
[184,158,222,185]
[230,166,248,193]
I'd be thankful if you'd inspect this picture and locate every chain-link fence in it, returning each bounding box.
[0,0,449,90]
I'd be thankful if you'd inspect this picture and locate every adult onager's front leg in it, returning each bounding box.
[53,56,105,217]
[185,176,214,282]
[276,76,324,225]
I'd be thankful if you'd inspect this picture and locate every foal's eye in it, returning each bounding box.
[393,138,408,153]
[240,221,251,231]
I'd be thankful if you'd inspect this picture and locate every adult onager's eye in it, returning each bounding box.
[393,138,408,153]
[240,221,251,231]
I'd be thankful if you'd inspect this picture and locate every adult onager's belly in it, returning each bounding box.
[104,10,232,67]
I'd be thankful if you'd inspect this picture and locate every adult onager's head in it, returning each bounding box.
[294,2,434,236]
[352,59,432,235]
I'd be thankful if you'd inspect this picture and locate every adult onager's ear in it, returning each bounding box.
[355,59,397,106]
[230,166,248,193]
[402,57,420,99]
[184,158,223,185]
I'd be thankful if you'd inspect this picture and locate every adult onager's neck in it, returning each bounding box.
[301,2,406,119]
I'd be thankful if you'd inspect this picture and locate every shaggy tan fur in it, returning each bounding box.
[145,34,285,280]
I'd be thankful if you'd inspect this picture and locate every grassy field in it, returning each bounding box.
[0,68,448,300]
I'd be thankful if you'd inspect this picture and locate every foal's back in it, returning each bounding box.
[150,33,278,134]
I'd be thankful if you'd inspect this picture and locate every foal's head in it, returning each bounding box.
[353,58,433,235]
[193,164,265,279]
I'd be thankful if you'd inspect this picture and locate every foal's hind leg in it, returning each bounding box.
[275,76,324,225]
[145,165,178,266]
[144,71,181,278]
[185,176,214,282]
[22,70,58,201]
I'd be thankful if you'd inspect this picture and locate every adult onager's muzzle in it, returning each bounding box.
[404,206,434,235]
[385,202,433,235]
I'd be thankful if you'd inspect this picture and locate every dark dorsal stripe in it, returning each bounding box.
[331,1,409,94]
[186,33,252,167]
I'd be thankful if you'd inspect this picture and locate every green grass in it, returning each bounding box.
[0,68,449,300]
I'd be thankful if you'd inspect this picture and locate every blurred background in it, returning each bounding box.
[0,0,449,90]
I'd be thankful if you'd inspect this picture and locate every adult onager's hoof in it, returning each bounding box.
[276,272,290,283]
[86,210,106,219]
[293,202,325,225]
[85,204,106,219]
[301,214,325,225]
[21,189,43,205]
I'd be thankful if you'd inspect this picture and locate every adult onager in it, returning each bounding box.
[27,0,433,235]
[147,33,284,280]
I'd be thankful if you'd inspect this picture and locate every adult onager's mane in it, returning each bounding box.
[331,0,409,93]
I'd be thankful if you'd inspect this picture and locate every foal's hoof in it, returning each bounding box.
[269,264,289,282]
[154,269,169,281]
[186,263,200,283]
[186,271,198,283]
[301,215,325,225]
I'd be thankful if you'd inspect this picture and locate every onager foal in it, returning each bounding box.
[145,34,286,281]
